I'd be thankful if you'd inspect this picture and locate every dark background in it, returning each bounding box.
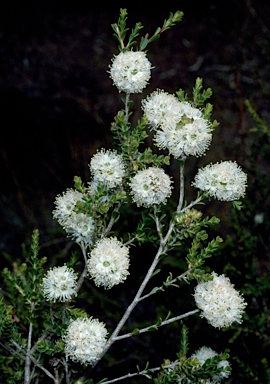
[0,0,270,382]
[0,0,269,254]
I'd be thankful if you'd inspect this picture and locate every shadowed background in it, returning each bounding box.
[0,0,270,382]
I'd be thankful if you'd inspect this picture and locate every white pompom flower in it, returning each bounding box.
[192,346,231,382]
[154,117,212,158]
[89,149,126,189]
[42,265,77,302]
[194,272,247,328]
[53,188,84,225]
[129,167,172,207]
[193,161,247,201]
[52,188,95,246]
[142,91,212,158]
[142,89,183,129]
[64,212,95,246]
[64,317,108,365]
[87,237,130,289]
[109,51,152,93]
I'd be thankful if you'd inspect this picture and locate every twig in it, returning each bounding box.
[24,320,33,384]
[10,339,57,382]
[114,309,199,341]
[138,269,192,302]
[180,195,203,213]
[177,159,186,213]
[101,361,180,383]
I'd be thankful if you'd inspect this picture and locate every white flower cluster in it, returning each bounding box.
[193,161,247,201]
[42,265,77,302]
[109,51,152,93]
[87,237,130,289]
[129,167,172,207]
[194,272,247,328]
[53,188,95,246]
[64,317,108,365]
[142,90,212,158]
[191,346,231,383]
[89,148,126,189]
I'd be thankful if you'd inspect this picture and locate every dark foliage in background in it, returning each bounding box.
[0,1,270,382]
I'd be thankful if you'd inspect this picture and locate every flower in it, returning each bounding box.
[64,212,95,246]
[191,346,231,382]
[142,89,183,129]
[89,149,126,188]
[129,167,172,207]
[64,317,108,365]
[154,116,212,158]
[53,188,84,225]
[109,51,152,93]
[194,272,247,328]
[192,161,247,201]
[192,346,217,365]
[42,265,77,302]
[52,188,95,246]
[87,237,130,289]
[142,91,212,158]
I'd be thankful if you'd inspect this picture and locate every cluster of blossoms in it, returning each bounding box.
[129,167,172,207]
[64,317,108,365]
[46,36,249,379]
[142,90,212,158]
[193,161,247,201]
[53,188,95,246]
[165,346,231,383]
[89,148,126,189]
[87,237,130,289]
[194,272,247,328]
[190,346,231,383]
[109,51,152,93]
[41,265,77,302]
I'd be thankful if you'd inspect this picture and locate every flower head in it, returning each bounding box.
[53,188,84,225]
[89,149,126,188]
[52,188,95,246]
[64,317,108,365]
[42,265,77,302]
[64,212,95,246]
[142,91,212,158]
[193,161,247,201]
[142,89,183,129]
[191,346,231,382]
[154,116,212,158]
[129,167,172,207]
[194,272,247,328]
[109,51,152,93]
[87,237,130,289]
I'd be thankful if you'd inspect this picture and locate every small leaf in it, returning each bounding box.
[151,268,161,278]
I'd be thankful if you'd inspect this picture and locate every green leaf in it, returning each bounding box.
[232,200,243,210]
[151,269,161,278]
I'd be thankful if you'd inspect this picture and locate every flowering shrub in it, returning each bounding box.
[0,8,248,384]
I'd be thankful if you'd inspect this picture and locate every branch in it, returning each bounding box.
[101,361,180,383]
[177,159,186,213]
[24,321,33,384]
[114,309,199,341]
[180,195,203,213]
[95,244,167,363]
[138,269,192,302]
[102,202,122,238]
[91,160,189,366]
[153,206,164,242]
[10,339,57,383]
